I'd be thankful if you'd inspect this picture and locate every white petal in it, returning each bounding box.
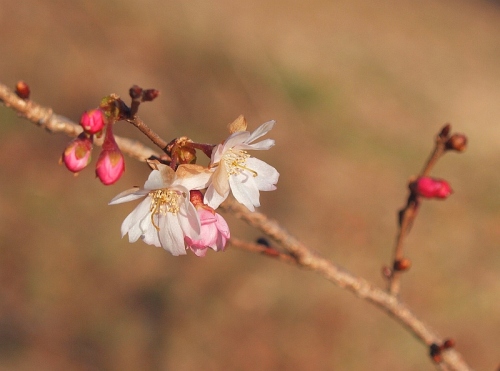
[109,187,147,205]
[120,198,151,239]
[223,131,250,149]
[158,164,176,186]
[168,186,201,236]
[229,172,260,211]
[140,214,161,247]
[173,164,213,190]
[211,163,230,197]
[210,143,225,165]
[144,169,165,190]
[204,183,228,210]
[236,139,275,151]
[246,157,279,191]
[178,197,201,237]
[244,120,275,144]
[159,213,187,256]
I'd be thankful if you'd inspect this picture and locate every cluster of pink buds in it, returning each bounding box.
[61,109,125,185]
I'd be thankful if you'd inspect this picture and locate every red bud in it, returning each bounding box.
[393,258,411,271]
[142,89,160,102]
[15,81,30,100]
[129,85,143,100]
[442,339,455,349]
[411,177,452,199]
[445,134,467,152]
[80,109,105,135]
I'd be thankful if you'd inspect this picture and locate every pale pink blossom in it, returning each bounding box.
[185,208,230,257]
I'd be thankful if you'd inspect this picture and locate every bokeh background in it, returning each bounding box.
[1,1,499,370]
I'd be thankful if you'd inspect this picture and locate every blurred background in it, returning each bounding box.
[1,0,499,370]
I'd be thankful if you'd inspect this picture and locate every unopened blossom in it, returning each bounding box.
[109,163,212,256]
[80,109,105,135]
[445,134,467,152]
[96,124,124,185]
[185,208,230,257]
[185,190,230,257]
[204,119,279,211]
[412,177,452,199]
[62,132,93,173]
[15,81,30,100]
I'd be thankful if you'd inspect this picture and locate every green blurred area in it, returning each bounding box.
[1,1,500,370]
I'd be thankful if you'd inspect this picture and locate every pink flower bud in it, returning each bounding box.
[185,208,230,257]
[80,109,105,134]
[95,124,125,185]
[411,177,452,199]
[62,133,93,173]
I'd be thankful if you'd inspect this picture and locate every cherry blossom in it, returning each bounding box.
[109,163,212,256]
[204,120,279,211]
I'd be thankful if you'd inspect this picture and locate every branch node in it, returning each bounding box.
[430,343,443,363]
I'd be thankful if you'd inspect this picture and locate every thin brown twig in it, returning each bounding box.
[228,237,299,265]
[0,82,473,370]
[420,124,451,177]
[125,116,169,152]
[388,197,419,295]
[388,124,453,296]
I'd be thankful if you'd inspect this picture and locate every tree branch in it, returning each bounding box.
[0,82,160,162]
[0,81,473,370]
[221,199,470,370]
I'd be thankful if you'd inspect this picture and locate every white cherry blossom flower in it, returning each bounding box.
[204,119,279,211]
[109,163,212,256]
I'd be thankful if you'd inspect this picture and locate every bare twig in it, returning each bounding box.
[228,237,299,265]
[125,115,169,153]
[0,82,473,370]
[421,124,451,177]
[388,124,457,296]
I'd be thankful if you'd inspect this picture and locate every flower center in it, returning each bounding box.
[223,149,258,177]
[149,189,181,231]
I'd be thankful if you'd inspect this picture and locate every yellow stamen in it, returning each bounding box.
[236,164,258,177]
[149,189,180,231]
[223,149,258,177]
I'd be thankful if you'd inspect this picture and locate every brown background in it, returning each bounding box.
[1,1,499,370]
